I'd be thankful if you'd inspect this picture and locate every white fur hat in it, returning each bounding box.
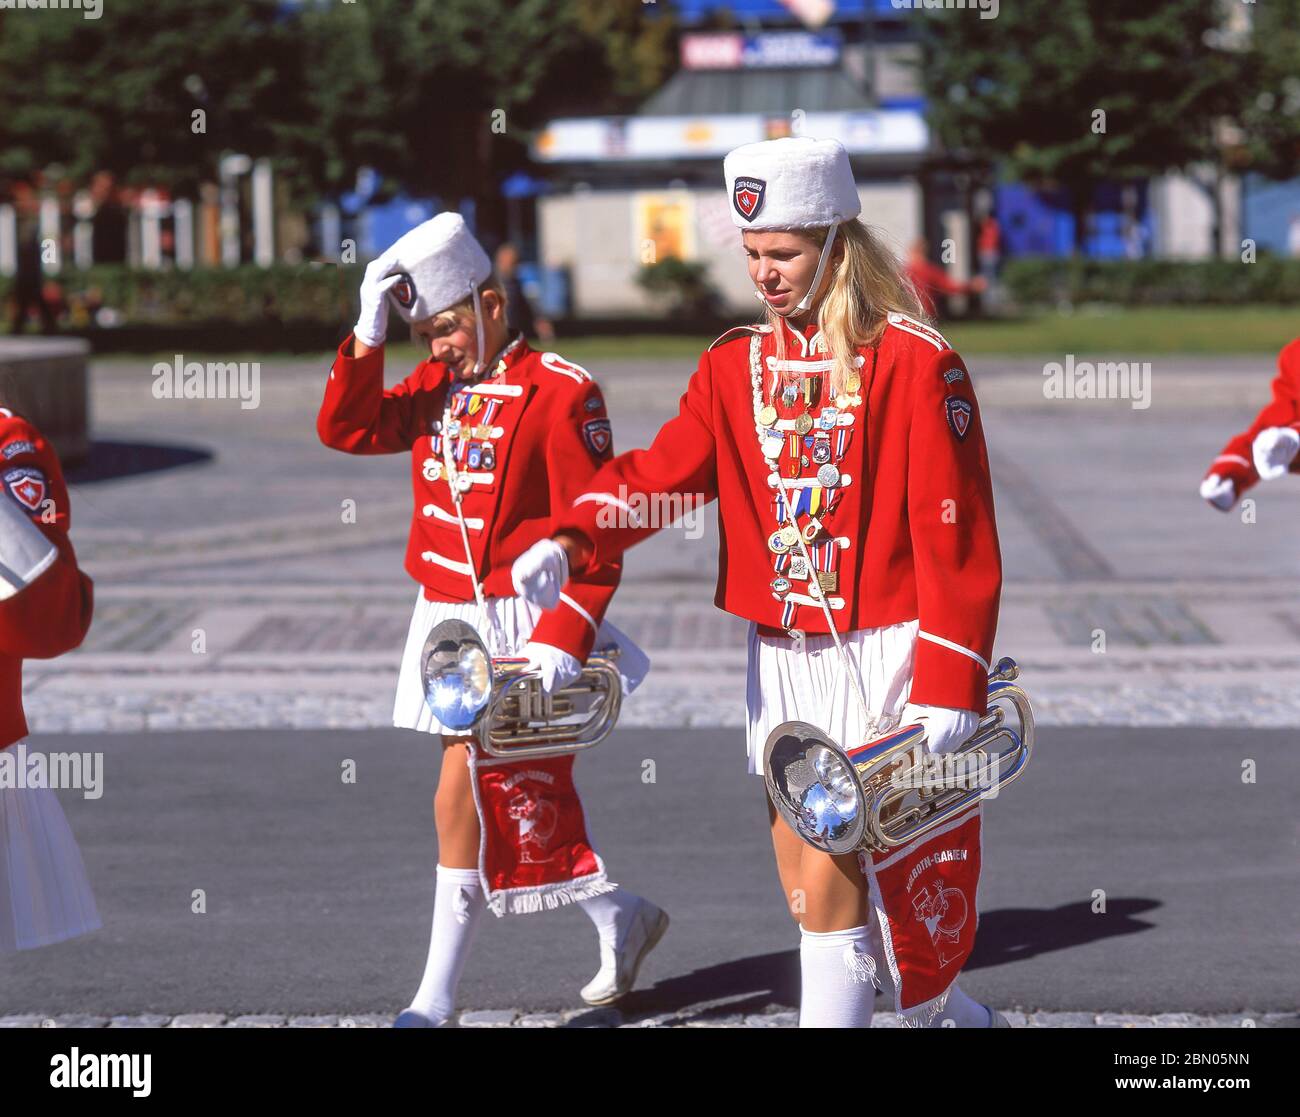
[383,212,491,323]
[723,137,860,230]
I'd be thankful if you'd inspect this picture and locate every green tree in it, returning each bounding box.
[913,0,1240,254]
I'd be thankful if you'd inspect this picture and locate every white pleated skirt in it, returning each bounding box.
[746,619,920,777]
[393,591,650,735]
[0,770,101,953]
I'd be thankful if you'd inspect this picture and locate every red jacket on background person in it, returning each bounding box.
[1203,338,1300,498]
[317,334,621,663]
[557,312,1003,715]
[0,408,95,750]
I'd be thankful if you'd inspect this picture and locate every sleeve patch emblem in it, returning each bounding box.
[945,396,972,441]
[1,440,35,460]
[581,418,612,459]
[943,367,965,384]
[4,466,46,511]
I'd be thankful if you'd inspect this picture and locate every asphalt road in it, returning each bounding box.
[2,722,1295,1018]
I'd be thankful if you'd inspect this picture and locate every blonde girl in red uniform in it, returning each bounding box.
[318,214,665,1027]
[0,407,100,955]
[514,138,1008,1028]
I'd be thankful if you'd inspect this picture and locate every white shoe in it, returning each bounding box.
[393,1008,452,1028]
[989,1008,1012,1028]
[579,899,670,1006]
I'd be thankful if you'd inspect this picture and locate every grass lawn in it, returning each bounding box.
[98,307,1297,366]
[463,307,1297,362]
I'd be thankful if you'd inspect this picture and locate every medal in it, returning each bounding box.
[763,433,784,460]
[771,576,792,598]
[816,463,840,487]
[446,419,462,439]
[422,458,442,482]
[480,442,496,470]
[456,473,473,492]
[768,530,790,554]
[468,443,482,469]
[846,372,862,393]
[812,439,831,464]
[819,408,838,429]
[794,413,813,435]
[759,405,778,427]
[816,570,839,593]
[779,524,800,547]
[788,555,809,580]
[802,517,825,543]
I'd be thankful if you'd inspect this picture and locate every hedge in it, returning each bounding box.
[1000,256,1300,307]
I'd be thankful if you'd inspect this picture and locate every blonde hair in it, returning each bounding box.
[759,219,928,397]
[410,276,508,342]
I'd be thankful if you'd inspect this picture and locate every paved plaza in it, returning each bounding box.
[4,345,1298,1026]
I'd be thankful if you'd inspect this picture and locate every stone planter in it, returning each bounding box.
[0,337,90,465]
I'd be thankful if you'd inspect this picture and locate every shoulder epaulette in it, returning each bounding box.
[708,324,772,351]
[886,311,951,352]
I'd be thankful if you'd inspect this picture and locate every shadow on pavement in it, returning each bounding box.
[968,898,1160,970]
[64,440,213,484]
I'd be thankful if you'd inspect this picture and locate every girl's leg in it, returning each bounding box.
[398,738,486,1026]
[768,796,881,1028]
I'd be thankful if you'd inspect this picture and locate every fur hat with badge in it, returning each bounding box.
[723,136,861,312]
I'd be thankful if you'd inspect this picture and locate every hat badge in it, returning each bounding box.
[390,271,416,309]
[733,176,767,222]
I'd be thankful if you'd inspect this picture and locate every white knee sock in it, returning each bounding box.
[798,924,882,1028]
[577,889,642,948]
[927,981,993,1028]
[405,865,487,1024]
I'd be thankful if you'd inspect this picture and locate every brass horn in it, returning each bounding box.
[420,619,623,760]
[763,657,1034,855]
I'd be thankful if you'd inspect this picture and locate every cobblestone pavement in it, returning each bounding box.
[30,353,1300,738]
[1,1009,1296,1029]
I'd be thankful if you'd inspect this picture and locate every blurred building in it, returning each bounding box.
[532,2,951,317]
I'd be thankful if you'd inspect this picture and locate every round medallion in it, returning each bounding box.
[812,441,831,464]
[768,531,789,554]
[779,524,800,547]
[758,405,778,428]
[846,373,862,393]
[794,414,813,435]
[816,463,841,487]
[771,577,792,598]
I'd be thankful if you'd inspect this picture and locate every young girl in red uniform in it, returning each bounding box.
[0,406,100,954]
[515,138,1008,1028]
[318,214,665,1026]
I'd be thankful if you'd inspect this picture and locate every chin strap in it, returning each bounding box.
[751,222,841,316]
[469,282,487,378]
[793,222,840,313]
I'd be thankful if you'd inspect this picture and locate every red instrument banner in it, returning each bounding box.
[861,805,983,1025]
[470,748,615,916]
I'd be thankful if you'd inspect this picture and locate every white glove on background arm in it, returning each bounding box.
[1252,427,1300,481]
[353,252,404,348]
[900,702,980,756]
[1198,473,1236,511]
[511,539,569,611]
[520,642,582,695]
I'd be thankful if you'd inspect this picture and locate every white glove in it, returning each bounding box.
[353,251,403,348]
[900,702,980,757]
[1199,473,1236,511]
[520,642,582,695]
[1252,427,1300,481]
[511,539,569,611]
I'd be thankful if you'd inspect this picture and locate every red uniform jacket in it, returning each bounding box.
[317,334,621,662]
[558,313,1003,713]
[1204,338,1300,497]
[0,408,95,749]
